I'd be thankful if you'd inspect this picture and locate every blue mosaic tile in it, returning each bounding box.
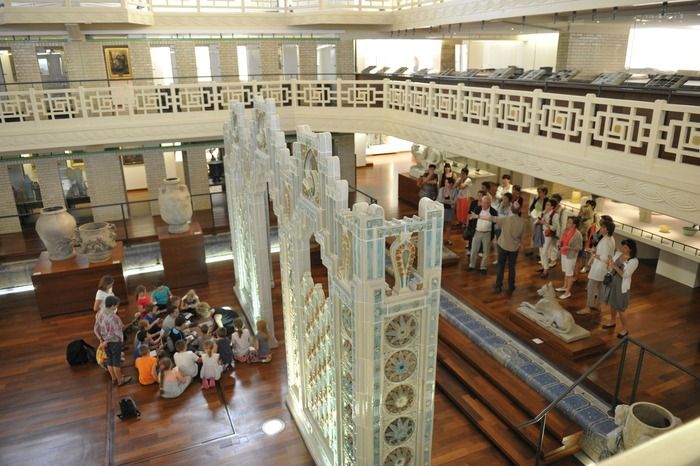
[475,328,495,338]
[533,373,559,387]
[589,418,618,436]
[484,336,506,347]
[520,363,546,377]
[548,383,569,398]
[577,406,607,424]
[560,395,590,412]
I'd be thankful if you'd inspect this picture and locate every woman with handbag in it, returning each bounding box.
[577,220,615,315]
[555,216,583,300]
[602,239,639,338]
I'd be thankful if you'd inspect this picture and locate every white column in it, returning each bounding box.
[84,155,128,222]
[143,151,167,214]
[183,148,211,210]
[0,166,22,234]
[333,133,356,187]
[34,159,65,209]
[354,132,367,167]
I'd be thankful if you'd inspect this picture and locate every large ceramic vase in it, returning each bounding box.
[35,206,77,261]
[158,177,193,234]
[616,402,681,450]
[76,222,117,263]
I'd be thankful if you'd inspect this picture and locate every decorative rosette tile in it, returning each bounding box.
[385,350,417,383]
[385,385,415,414]
[383,447,413,466]
[384,417,415,446]
[384,313,418,348]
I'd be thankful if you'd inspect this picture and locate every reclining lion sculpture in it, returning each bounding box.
[517,282,575,334]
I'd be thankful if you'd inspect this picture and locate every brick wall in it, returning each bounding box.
[10,43,45,89]
[143,151,166,214]
[84,154,128,221]
[173,42,197,84]
[34,159,66,208]
[299,42,317,78]
[183,148,212,210]
[336,40,355,77]
[556,29,630,79]
[260,42,281,79]
[440,39,458,72]
[64,41,108,87]
[0,166,22,234]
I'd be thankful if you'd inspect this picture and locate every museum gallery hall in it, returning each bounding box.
[0,1,699,465]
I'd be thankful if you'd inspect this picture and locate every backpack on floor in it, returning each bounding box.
[66,339,97,366]
[117,397,141,420]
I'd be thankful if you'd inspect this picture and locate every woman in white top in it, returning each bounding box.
[231,318,253,363]
[602,239,639,338]
[577,220,615,315]
[93,275,115,314]
[536,199,560,278]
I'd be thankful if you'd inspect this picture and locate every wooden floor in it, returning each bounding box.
[0,153,698,466]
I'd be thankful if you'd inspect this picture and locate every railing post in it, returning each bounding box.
[78,86,87,119]
[456,82,464,122]
[382,78,390,110]
[609,339,629,415]
[404,79,411,114]
[581,93,596,152]
[335,77,342,108]
[120,203,130,246]
[488,85,499,128]
[29,88,40,122]
[535,415,547,466]
[645,99,666,166]
[428,81,435,119]
[630,347,646,404]
[530,88,542,136]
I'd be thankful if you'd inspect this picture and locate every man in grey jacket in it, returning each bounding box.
[488,202,526,293]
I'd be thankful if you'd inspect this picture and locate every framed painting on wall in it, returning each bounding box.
[104,46,132,80]
[121,154,144,165]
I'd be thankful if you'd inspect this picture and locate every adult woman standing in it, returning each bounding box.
[577,220,615,315]
[437,178,457,246]
[455,168,472,226]
[602,239,639,338]
[93,275,115,313]
[439,163,456,188]
[555,216,583,300]
[537,199,559,278]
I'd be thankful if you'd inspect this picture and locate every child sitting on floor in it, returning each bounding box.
[250,320,272,364]
[199,340,221,389]
[231,318,252,363]
[134,345,157,386]
[173,340,200,379]
[134,319,162,358]
[215,327,234,371]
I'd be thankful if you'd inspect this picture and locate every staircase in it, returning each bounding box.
[436,316,582,465]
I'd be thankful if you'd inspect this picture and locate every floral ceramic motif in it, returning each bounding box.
[385,350,417,383]
[384,417,415,446]
[383,447,414,466]
[385,385,415,414]
[341,304,353,335]
[384,313,418,348]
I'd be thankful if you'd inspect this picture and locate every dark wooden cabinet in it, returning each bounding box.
[31,242,127,318]
[158,221,208,290]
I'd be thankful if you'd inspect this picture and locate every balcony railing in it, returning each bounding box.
[0,0,442,12]
[1,78,699,170]
[2,0,151,10]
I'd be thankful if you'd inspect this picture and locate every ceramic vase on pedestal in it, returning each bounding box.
[76,222,117,263]
[158,177,193,234]
[35,206,77,261]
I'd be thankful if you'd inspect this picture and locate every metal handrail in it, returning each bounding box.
[518,335,700,465]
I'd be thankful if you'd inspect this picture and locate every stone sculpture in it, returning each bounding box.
[158,177,193,234]
[35,206,77,261]
[408,144,444,177]
[614,402,681,450]
[76,222,117,263]
[516,282,592,342]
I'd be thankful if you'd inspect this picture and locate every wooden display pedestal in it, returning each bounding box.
[158,221,208,289]
[398,172,420,207]
[509,309,605,360]
[31,242,127,318]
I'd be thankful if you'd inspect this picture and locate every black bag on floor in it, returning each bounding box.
[66,339,97,366]
[117,397,141,420]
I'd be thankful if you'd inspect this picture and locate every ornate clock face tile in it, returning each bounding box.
[383,447,413,466]
[385,385,415,414]
[384,313,418,348]
[385,350,417,383]
[384,417,415,446]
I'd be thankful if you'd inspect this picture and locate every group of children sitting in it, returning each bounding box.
[128,284,272,398]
